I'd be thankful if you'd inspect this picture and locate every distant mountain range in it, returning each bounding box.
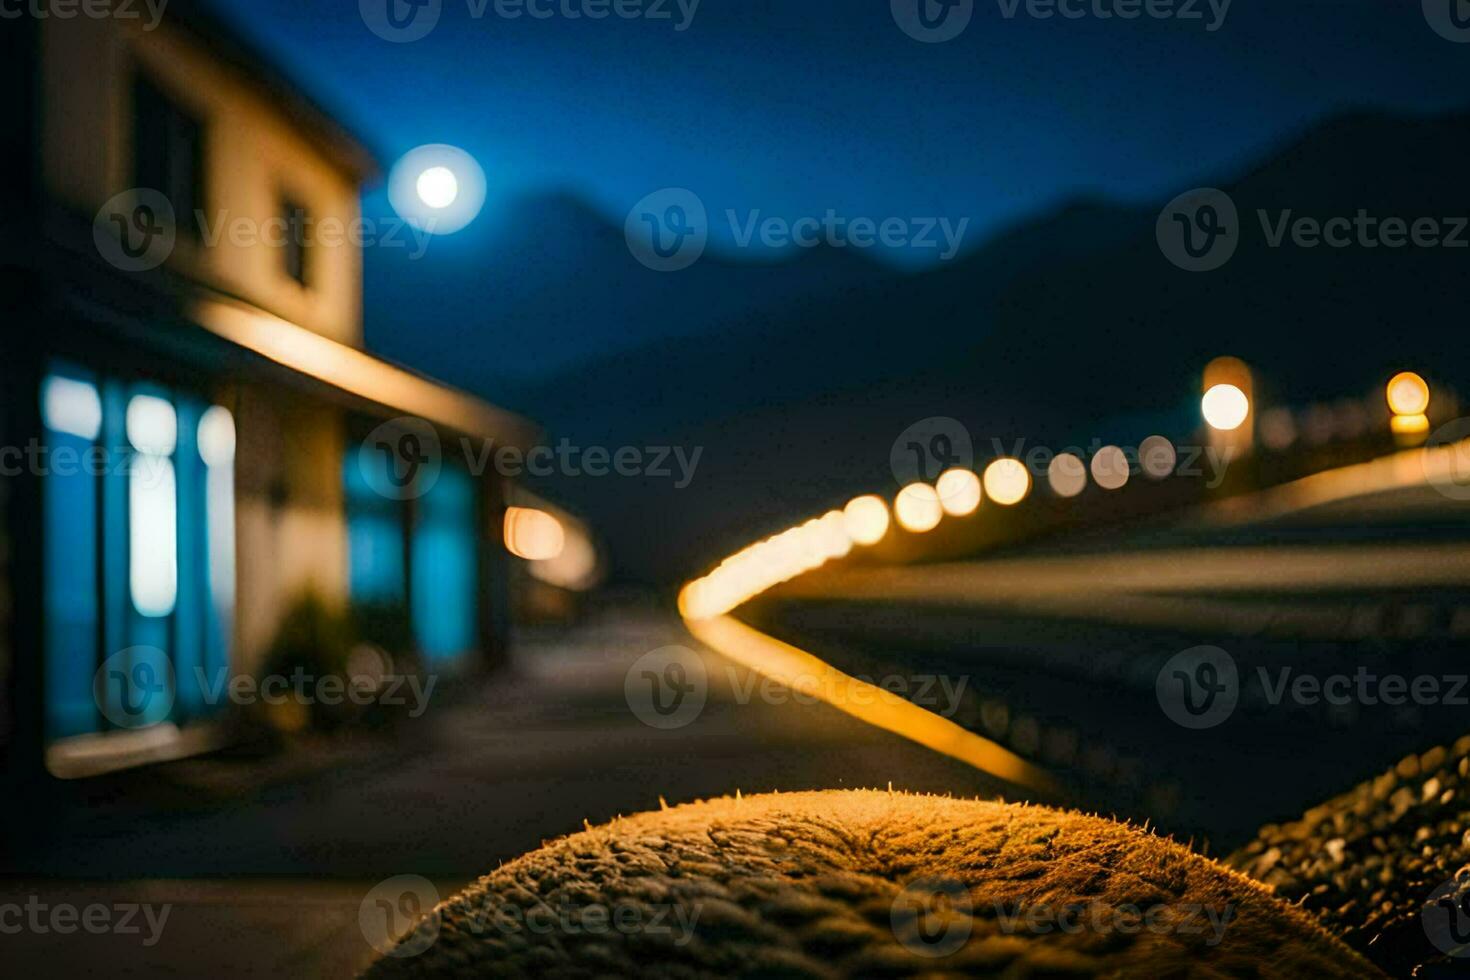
[373,106,1470,584]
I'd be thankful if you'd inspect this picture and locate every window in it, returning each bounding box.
[133,73,204,239]
[281,197,311,286]
[41,367,235,742]
[345,431,482,665]
[412,466,478,663]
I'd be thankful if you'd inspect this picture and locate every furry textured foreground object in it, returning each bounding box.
[363,790,1380,978]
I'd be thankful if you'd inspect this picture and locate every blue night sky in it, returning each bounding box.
[210,0,1467,378]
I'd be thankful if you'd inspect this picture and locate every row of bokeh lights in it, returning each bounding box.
[678,371,1434,623]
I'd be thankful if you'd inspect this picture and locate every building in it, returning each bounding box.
[0,2,545,783]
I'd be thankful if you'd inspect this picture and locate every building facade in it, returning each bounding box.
[1,2,536,783]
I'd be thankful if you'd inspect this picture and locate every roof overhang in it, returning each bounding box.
[192,295,539,449]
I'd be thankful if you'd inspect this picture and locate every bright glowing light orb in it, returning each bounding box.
[1386,372,1430,417]
[894,483,943,533]
[389,144,487,234]
[416,166,459,209]
[983,458,1032,506]
[935,468,982,517]
[1202,384,1250,431]
[843,495,890,545]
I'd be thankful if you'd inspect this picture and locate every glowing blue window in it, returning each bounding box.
[345,454,406,603]
[42,371,102,739]
[412,466,478,662]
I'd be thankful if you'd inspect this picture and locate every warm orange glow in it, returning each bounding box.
[1391,413,1430,436]
[1202,383,1250,431]
[934,468,982,517]
[192,298,536,446]
[685,614,1057,795]
[983,458,1031,506]
[843,495,890,546]
[1387,372,1430,417]
[895,483,943,532]
[1047,453,1086,498]
[504,507,565,560]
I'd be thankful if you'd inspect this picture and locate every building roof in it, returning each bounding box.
[165,0,383,182]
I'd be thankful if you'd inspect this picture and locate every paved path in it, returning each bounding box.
[3,607,1005,976]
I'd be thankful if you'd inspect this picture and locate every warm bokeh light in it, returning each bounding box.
[843,495,890,546]
[1138,435,1176,480]
[1202,383,1250,431]
[416,166,459,209]
[504,507,565,561]
[935,468,982,517]
[1391,413,1430,436]
[1047,453,1086,498]
[1386,372,1430,417]
[1259,407,1297,451]
[1090,445,1130,491]
[983,458,1032,506]
[894,483,943,533]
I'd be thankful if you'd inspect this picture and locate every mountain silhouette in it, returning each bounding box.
[374,107,1470,584]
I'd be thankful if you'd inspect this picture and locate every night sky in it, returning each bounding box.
[212,0,1467,380]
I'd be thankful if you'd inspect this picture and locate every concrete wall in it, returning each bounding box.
[38,13,364,346]
[232,384,350,674]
